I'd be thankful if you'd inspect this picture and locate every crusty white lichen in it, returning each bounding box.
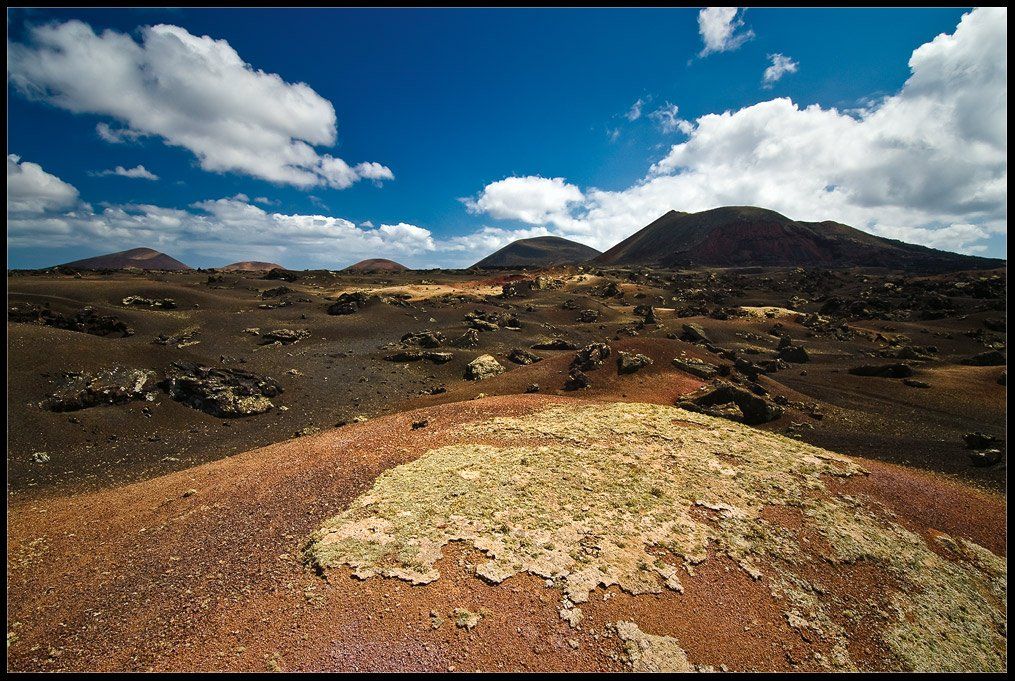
[306,402,1006,672]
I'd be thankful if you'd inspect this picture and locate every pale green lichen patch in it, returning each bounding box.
[613,620,694,672]
[306,402,1006,671]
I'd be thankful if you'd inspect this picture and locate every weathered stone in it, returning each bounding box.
[261,329,310,345]
[677,382,784,425]
[617,351,653,374]
[8,304,133,337]
[848,363,914,378]
[577,309,600,323]
[531,338,578,351]
[571,342,611,371]
[45,367,158,412]
[122,295,177,309]
[671,357,719,380]
[508,348,543,365]
[680,323,711,344]
[465,355,505,381]
[563,368,591,390]
[777,345,810,363]
[401,330,446,348]
[450,328,481,348]
[960,350,1006,367]
[162,361,282,417]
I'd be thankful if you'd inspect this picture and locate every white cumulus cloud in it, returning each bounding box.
[90,165,159,180]
[460,8,1007,257]
[8,20,392,190]
[698,7,754,56]
[7,154,80,214]
[762,54,799,88]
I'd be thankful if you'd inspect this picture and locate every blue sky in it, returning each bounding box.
[7,7,1007,268]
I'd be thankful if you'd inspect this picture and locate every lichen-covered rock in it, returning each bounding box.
[464,354,505,381]
[44,367,158,411]
[617,351,653,374]
[162,361,282,417]
[531,338,578,351]
[8,304,133,337]
[678,382,784,425]
[777,345,810,363]
[671,356,719,380]
[508,348,543,365]
[848,363,914,378]
[260,329,310,345]
[122,295,177,309]
[571,342,611,371]
[401,330,445,348]
[680,323,711,344]
[960,350,1006,367]
[327,291,372,315]
[450,329,480,348]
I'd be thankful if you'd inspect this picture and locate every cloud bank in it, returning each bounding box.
[464,8,1007,256]
[8,21,393,190]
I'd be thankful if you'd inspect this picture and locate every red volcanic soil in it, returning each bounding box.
[219,261,285,272]
[6,394,1005,672]
[60,247,190,271]
[344,258,409,272]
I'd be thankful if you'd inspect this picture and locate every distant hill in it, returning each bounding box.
[473,236,601,268]
[595,207,1005,271]
[343,258,409,273]
[60,247,190,271]
[219,261,285,272]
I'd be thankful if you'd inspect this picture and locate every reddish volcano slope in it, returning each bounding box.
[219,261,285,272]
[7,395,1006,673]
[343,258,410,272]
[60,247,191,271]
[473,236,601,268]
[596,207,1005,271]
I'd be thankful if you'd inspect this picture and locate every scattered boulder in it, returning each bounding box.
[960,350,1006,367]
[508,348,543,365]
[617,351,653,374]
[327,291,373,315]
[963,432,1002,450]
[672,356,719,380]
[44,367,158,411]
[162,362,282,417]
[501,280,533,298]
[262,268,298,282]
[903,379,931,389]
[8,304,133,337]
[677,382,784,425]
[531,338,578,351]
[680,323,711,344]
[401,330,446,348]
[122,295,177,309]
[571,342,611,371]
[776,345,810,363]
[563,368,591,391]
[577,309,600,323]
[525,383,541,393]
[465,355,505,381]
[385,351,454,364]
[848,363,915,378]
[450,329,481,348]
[261,329,310,345]
[260,286,292,299]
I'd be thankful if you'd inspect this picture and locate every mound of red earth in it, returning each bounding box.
[343,258,410,273]
[596,207,1005,271]
[473,236,602,268]
[59,247,190,271]
[6,396,1006,672]
[219,261,285,272]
